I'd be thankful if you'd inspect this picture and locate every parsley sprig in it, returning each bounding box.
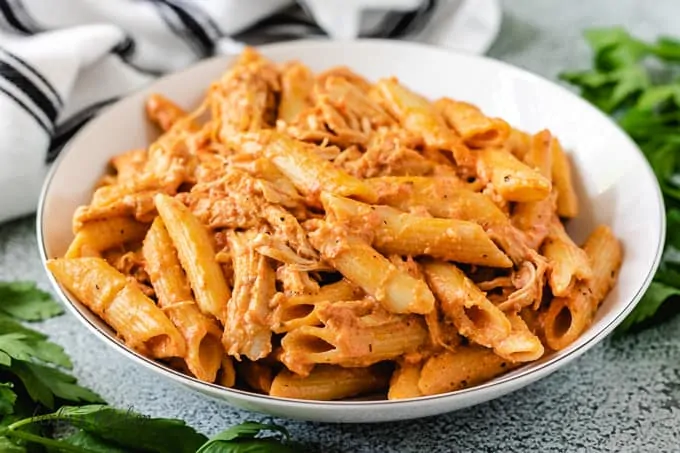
[0,281,305,452]
[561,27,680,331]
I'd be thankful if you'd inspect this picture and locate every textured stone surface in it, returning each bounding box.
[3,1,680,451]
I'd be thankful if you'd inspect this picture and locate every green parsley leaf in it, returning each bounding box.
[0,333,72,369]
[636,83,680,109]
[618,281,680,332]
[0,282,62,322]
[560,65,649,113]
[0,383,16,416]
[197,422,300,453]
[204,422,290,443]
[62,430,129,453]
[198,438,301,453]
[11,362,103,409]
[651,36,680,62]
[53,405,208,453]
[584,27,650,70]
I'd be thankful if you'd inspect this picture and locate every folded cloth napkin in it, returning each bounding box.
[0,0,490,223]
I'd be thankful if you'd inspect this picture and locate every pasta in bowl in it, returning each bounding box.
[39,40,663,423]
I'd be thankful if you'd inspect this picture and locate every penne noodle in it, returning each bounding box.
[511,130,556,250]
[370,176,508,228]
[110,148,147,183]
[583,226,623,304]
[278,61,314,123]
[551,138,579,218]
[322,193,512,268]
[308,221,435,314]
[237,360,275,394]
[47,257,185,358]
[322,76,394,128]
[434,97,511,148]
[388,361,424,400]
[154,193,231,324]
[542,217,593,297]
[270,364,390,400]
[280,299,428,375]
[66,217,149,258]
[504,128,532,160]
[542,225,622,350]
[419,347,514,396]
[143,217,223,382]
[374,77,471,165]
[493,312,544,362]
[422,260,511,348]
[476,148,552,202]
[223,230,276,361]
[145,93,197,132]
[523,129,554,178]
[272,280,363,333]
[219,356,236,388]
[263,132,378,204]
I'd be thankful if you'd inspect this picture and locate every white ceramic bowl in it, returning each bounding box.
[38,40,665,423]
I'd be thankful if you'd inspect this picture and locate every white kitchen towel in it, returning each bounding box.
[0,0,498,223]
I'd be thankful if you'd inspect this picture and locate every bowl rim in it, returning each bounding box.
[37,38,666,410]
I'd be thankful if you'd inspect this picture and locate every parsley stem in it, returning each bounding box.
[4,414,96,453]
[4,429,91,452]
[7,413,59,430]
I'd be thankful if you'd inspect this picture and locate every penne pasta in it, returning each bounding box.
[551,138,579,218]
[237,360,275,394]
[493,313,544,362]
[272,280,363,333]
[219,356,236,388]
[66,217,149,258]
[262,132,378,204]
[270,364,390,400]
[308,221,435,314]
[434,97,511,148]
[476,148,552,202]
[47,257,185,358]
[542,225,622,350]
[511,130,556,250]
[388,361,424,400]
[142,217,223,382]
[422,260,511,348]
[374,77,471,165]
[280,299,428,375]
[223,230,276,361]
[504,128,532,160]
[154,193,231,324]
[419,347,514,396]
[110,149,147,183]
[542,217,593,297]
[278,61,314,123]
[145,93,196,132]
[322,192,511,268]
[370,176,508,228]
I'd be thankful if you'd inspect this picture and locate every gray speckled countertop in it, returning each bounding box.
[3,1,680,451]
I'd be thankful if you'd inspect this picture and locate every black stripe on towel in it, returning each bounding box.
[0,0,33,34]
[149,0,203,57]
[110,35,162,77]
[1,48,62,107]
[0,59,57,128]
[0,84,50,133]
[165,0,221,40]
[47,97,119,162]
[156,0,215,57]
